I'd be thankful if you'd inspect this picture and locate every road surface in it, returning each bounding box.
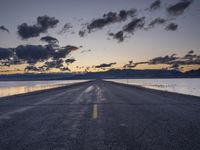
[0,80,200,150]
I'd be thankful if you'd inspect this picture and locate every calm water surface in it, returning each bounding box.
[106,78,200,97]
[0,80,88,98]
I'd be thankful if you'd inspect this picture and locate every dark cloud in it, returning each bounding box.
[165,23,178,31]
[149,54,178,64]
[109,31,125,42]
[124,51,200,71]
[0,26,9,33]
[60,67,70,71]
[183,50,197,60]
[86,9,137,32]
[40,36,59,45]
[15,45,50,63]
[108,17,145,42]
[95,62,116,68]
[65,58,76,64]
[79,30,86,37]
[123,17,145,34]
[52,45,78,60]
[44,59,64,69]
[123,61,137,68]
[118,9,137,21]
[17,15,59,39]
[0,48,12,60]
[25,65,40,72]
[87,12,117,31]
[150,0,161,10]
[58,23,73,34]
[148,18,167,28]
[167,0,193,16]
[0,43,79,71]
[168,63,180,70]
[25,59,72,72]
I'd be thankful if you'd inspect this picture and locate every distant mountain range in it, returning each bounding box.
[0,69,200,81]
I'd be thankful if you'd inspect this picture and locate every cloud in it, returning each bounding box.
[0,26,9,33]
[44,59,64,69]
[0,48,12,60]
[183,50,197,59]
[148,18,167,28]
[95,62,116,68]
[108,31,125,42]
[15,45,50,64]
[168,63,180,70]
[149,0,161,11]
[60,67,70,71]
[149,54,178,64]
[123,17,145,34]
[124,51,200,71]
[109,17,145,42]
[165,23,178,31]
[52,45,79,60]
[58,23,73,34]
[167,0,193,16]
[79,30,86,37]
[25,65,40,72]
[81,49,91,53]
[40,36,59,45]
[65,58,76,64]
[0,43,79,71]
[25,58,73,72]
[86,9,137,32]
[123,61,137,68]
[17,15,59,39]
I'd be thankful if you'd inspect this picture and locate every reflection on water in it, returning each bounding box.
[0,80,88,98]
[106,78,200,97]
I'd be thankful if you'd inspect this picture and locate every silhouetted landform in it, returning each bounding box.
[0,69,200,81]
[0,73,73,81]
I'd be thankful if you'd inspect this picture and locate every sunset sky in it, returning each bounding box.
[0,0,200,73]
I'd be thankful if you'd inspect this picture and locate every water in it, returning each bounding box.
[0,80,89,98]
[106,78,200,97]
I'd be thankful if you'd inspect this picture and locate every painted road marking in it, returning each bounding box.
[92,104,98,119]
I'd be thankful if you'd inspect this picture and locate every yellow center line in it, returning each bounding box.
[92,104,98,119]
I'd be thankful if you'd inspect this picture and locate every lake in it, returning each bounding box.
[106,78,200,97]
[0,80,89,98]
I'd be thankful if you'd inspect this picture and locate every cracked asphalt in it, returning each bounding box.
[0,80,200,150]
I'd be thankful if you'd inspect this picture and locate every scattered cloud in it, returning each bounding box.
[95,62,116,68]
[40,36,59,45]
[0,43,79,71]
[167,0,193,16]
[148,18,167,28]
[123,17,145,34]
[17,15,59,39]
[124,51,200,71]
[85,9,137,33]
[108,31,125,42]
[0,26,9,33]
[58,23,73,34]
[79,30,86,37]
[65,58,76,64]
[81,49,91,53]
[149,0,161,11]
[165,23,178,31]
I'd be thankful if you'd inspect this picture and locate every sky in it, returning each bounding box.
[0,0,200,74]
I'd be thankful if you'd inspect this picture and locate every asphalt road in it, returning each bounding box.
[0,80,200,150]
